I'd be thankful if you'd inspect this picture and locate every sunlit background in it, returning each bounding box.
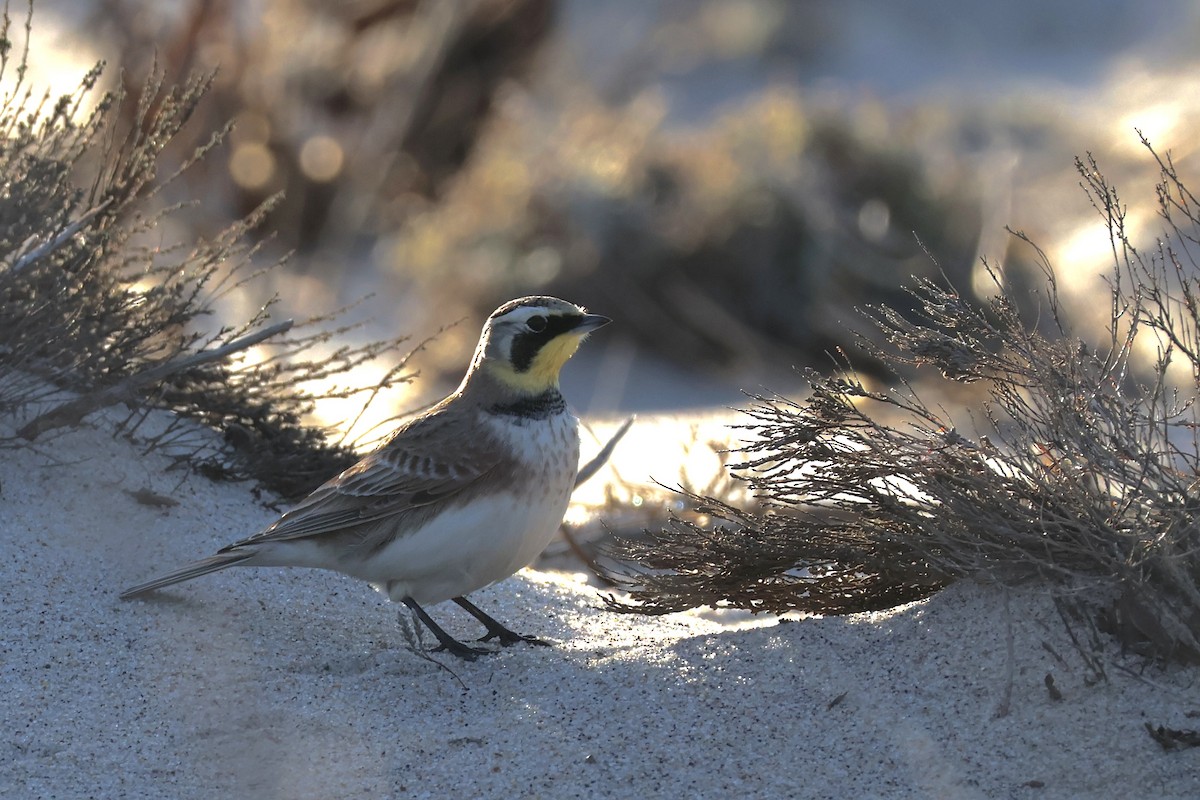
[21,0,1200,506]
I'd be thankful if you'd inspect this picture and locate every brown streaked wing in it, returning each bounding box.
[221,409,511,548]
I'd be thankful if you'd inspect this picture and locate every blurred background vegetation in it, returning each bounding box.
[28,0,1200,421]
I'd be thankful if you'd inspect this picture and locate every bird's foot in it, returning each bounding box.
[451,596,553,649]
[478,629,553,648]
[430,640,494,661]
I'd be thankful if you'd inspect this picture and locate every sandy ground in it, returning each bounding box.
[2,418,1198,800]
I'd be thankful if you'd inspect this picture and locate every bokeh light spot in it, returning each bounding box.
[229,143,276,190]
[299,135,345,183]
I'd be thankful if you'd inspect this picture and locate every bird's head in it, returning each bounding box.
[465,296,609,396]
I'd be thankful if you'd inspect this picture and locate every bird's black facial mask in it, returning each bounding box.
[508,313,585,373]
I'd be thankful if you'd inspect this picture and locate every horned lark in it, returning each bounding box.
[121,296,609,660]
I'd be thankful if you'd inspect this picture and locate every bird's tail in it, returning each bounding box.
[119,549,255,599]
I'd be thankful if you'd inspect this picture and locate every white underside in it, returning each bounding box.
[372,488,573,604]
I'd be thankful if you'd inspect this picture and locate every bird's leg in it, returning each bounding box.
[401,598,491,660]
[453,596,552,647]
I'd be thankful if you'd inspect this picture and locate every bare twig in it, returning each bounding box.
[575,416,634,488]
[18,321,294,440]
[7,200,112,274]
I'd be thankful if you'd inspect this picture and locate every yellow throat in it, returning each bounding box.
[487,333,585,393]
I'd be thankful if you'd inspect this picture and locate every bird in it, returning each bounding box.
[120,296,610,660]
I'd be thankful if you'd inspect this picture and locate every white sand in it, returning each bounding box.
[1,417,1197,800]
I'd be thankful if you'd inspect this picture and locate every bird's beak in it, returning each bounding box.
[575,313,611,333]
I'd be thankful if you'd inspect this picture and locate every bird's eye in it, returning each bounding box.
[526,315,547,333]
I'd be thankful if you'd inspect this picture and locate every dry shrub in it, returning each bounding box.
[0,5,412,501]
[602,138,1200,665]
